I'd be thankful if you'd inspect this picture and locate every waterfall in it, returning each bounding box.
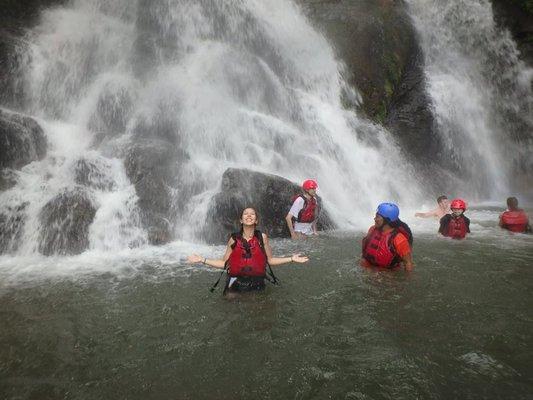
[405,0,533,198]
[2,0,425,255]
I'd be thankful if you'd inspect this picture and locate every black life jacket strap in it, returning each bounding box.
[209,261,228,293]
[254,229,280,285]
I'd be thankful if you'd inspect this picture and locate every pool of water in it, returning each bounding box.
[1,209,532,399]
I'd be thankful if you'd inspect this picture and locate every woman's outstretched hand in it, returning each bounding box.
[291,254,309,263]
[187,254,203,264]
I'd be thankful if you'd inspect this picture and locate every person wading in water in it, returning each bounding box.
[187,207,309,295]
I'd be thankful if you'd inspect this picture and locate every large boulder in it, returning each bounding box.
[38,188,96,255]
[124,138,183,245]
[73,158,116,191]
[0,109,47,170]
[0,201,28,254]
[203,168,335,244]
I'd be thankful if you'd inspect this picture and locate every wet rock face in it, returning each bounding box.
[0,202,28,254]
[0,0,68,107]
[0,109,47,170]
[299,0,439,167]
[38,188,97,256]
[491,0,533,65]
[203,168,335,244]
[73,158,116,191]
[124,138,181,245]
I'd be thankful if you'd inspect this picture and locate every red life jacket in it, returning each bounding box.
[362,227,400,268]
[291,194,319,223]
[501,210,528,233]
[227,231,267,277]
[445,216,468,239]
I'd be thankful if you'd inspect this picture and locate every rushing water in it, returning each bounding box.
[405,0,533,197]
[0,0,425,257]
[1,207,532,399]
[1,0,532,398]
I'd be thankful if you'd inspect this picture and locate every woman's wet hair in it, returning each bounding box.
[437,195,448,203]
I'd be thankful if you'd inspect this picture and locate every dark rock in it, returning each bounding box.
[491,0,533,65]
[0,201,28,254]
[203,168,335,244]
[38,188,96,255]
[88,83,134,137]
[0,168,18,191]
[0,0,68,108]
[0,109,47,170]
[73,158,115,191]
[299,0,439,173]
[385,43,443,166]
[300,1,425,120]
[0,31,26,108]
[124,138,182,245]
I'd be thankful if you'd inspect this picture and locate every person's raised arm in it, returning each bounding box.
[262,233,308,266]
[415,208,438,218]
[186,237,234,269]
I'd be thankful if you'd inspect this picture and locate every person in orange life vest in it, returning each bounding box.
[499,197,531,233]
[187,207,309,294]
[360,203,414,271]
[438,198,470,239]
[415,195,450,219]
[285,179,320,239]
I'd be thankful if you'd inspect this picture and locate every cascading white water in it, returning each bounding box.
[405,0,533,198]
[2,0,425,255]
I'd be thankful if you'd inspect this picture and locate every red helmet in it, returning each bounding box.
[450,198,467,210]
[302,179,318,191]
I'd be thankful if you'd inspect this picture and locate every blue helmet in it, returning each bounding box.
[376,202,399,222]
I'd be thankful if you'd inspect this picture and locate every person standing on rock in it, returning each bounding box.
[415,195,450,219]
[285,179,320,239]
[187,207,308,295]
[360,203,414,271]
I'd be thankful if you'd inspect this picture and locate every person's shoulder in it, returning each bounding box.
[439,214,451,222]
[394,231,409,244]
[292,195,305,205]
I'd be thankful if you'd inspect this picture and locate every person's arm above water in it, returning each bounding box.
[186,237,234,269]
[312,220,318,235]
[285,212,298,239]
[393,233,414,271]
[286,196,305,239]
[415,208,439,218]
[262,233,309,265]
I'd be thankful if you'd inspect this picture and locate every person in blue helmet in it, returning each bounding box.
[360,203,414,271]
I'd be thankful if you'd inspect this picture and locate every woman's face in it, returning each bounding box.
[240,208,258,226]
[374,214,385,228]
